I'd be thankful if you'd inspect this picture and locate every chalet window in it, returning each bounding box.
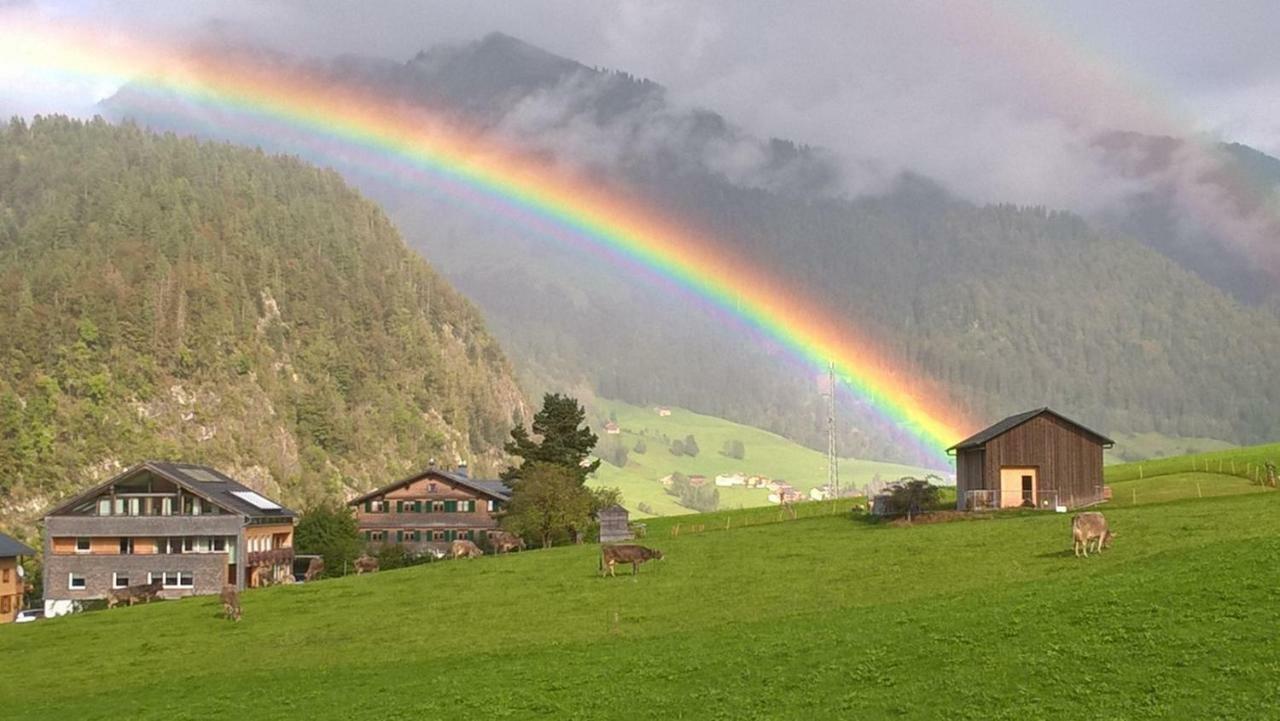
[97,498,112,516]
[112,573,129,589]
[114,498,126,515]
[1,568,8,583]
[162,571,194,589]
[128,498,141,516]
[182,496,195,515]
[68,574,86,590]
[211,537,227,552]
[75,537,91,553]
[119,538,134,555]
[365,500,387,513]
[432,501,444,512]
[1,597,9,614]
[433,531,444,541]
[366,530,385,542]
[183,537,195,553]
[487,500,497,512]
[428,483,437,493]
[161,497,173,516]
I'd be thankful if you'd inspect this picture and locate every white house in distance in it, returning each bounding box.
[715,473,746,487]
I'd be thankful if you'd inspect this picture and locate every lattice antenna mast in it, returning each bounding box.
[826,361,839,498]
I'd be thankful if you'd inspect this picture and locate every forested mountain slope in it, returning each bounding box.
[0,117,524,533]
[102,35,1280,462]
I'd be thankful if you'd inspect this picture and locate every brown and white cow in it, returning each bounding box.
[491,531,526,554]
[220,584,242,621]
[450,539,484,559]
[599,544,665,577]
[303,556,325,582]
[1071,512,1115,557]
[354,554,380,574]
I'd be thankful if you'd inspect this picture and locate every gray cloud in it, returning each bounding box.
[9,1,1280,227]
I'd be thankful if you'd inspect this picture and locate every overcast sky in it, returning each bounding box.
[4,0,1279,208]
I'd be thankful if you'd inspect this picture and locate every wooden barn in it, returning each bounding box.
[597,505,633,543]
[949,408,1113,511]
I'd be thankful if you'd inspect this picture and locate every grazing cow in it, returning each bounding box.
[109,579,164,608]
[449,539,484,559]
[1072,512,1115,557]
[220,585,242,621]
[492,531,526,554]
[354,554,380,574]
[303,557,325,582]
[599,544,664,577]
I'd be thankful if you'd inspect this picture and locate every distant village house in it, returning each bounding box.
[0,533,35,623]
[603,422,621,435]
[41,462,297,617]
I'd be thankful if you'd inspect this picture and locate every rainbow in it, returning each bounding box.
[0,19,970,464]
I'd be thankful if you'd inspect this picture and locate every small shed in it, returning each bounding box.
[598,504,633,543]
[949,407,1114,511]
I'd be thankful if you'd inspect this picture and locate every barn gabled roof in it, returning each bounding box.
[947,407,1114,453]
[44,461,296,520]
[0,532,35,557]
[348,468,512,506]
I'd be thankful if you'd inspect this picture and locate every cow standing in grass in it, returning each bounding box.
[599,544,664,577]
[492,531,526,554]
[354,554,379,574]
[220,585,241,621]
[1072,512,1115,557]
[303,557,325,582]
[450,539,484,559]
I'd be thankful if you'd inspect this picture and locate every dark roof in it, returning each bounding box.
[948,408,1115,452]
[598,504,628,516]
[0,533,35,557]
[45,461,296,519]
[349,468,512,506]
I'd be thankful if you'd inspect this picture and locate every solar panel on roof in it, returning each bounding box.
[230,490,282,510]
[181,468,225,483]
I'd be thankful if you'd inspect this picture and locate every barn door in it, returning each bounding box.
[998,467,1037,508]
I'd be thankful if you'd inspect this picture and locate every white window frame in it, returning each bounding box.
[75,537,91,553]
[68,573,86,590]
[487,500,497,512]
[111,573,130,589]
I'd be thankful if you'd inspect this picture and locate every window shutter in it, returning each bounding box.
[414,501,422,513]
[396,530,403,543]
[444,500,457,513]
[364,500,372,513]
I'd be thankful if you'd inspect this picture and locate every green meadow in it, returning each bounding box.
[588,401,935,516]
[4,484,1277,719]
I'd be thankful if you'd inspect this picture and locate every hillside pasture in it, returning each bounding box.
[2,492,1277,719]
[590,401,935,517]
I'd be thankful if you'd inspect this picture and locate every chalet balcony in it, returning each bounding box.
[355,512,500,528]
[246,548,294,566]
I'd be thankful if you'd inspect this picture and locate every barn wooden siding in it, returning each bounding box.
[955,413,1106,509]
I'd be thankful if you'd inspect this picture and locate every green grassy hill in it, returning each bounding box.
[1104,441,1280,503]
[587,401,936,516]
[4,490,1278,719]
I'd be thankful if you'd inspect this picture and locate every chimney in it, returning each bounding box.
[456,460,468,478]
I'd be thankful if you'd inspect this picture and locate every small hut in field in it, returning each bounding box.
[598,505,633,543]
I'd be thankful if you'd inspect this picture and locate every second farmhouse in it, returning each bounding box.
[350,466,512,554]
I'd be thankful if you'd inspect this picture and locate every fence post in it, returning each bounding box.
[1132,488,1137,505]
[1139,464,1144,480]
[1197,482,1202,498]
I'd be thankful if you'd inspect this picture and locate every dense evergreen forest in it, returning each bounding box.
[104,34,1280,463]
[0,117,524,534]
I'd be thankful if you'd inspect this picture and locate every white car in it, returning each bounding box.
[14,608,44,624]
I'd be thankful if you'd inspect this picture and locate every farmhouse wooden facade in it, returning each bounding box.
[41,462,296,617]
[0,533,36,623]
[349,467,512,555]
[949,408,1113,511]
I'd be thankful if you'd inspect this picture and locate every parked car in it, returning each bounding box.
[14,608,44,624]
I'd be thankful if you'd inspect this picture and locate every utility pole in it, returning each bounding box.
[826,361,839,499]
